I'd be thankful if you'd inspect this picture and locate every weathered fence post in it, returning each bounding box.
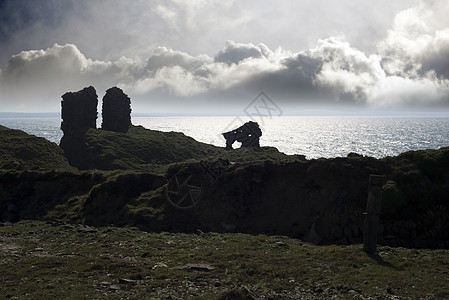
[363,174,384,254]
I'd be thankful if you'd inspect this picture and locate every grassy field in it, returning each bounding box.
[59,125,303,175]
[1,125,449,299]
[0,125,74,172]
[1,221,448,299]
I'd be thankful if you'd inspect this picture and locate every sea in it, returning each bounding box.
[1,115,449,159]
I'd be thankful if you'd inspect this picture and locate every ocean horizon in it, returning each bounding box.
[1,115,449,160]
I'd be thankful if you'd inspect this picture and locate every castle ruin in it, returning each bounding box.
[101,87,132,133]
[60,86,98,136]
[60,86,132,136]
[222,121,262,150]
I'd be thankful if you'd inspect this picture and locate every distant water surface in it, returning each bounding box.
[1,116,449,159]
[0,118,63,144]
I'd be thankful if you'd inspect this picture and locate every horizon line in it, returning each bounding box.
[2,110,449,118]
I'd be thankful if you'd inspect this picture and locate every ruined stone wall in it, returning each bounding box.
[61,86,98,135]
[223,121,262,150]
[101,87,131,133]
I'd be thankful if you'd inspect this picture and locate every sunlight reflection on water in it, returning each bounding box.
[133,116,449,159]
[1,116,449,159]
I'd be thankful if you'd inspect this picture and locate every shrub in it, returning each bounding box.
[381,180,407,217]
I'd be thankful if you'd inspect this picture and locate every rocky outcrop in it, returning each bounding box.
[101,87,132,133]
[60,86,98,136]
[223,121,262,150]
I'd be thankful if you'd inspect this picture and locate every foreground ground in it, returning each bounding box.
[1,221,449,299]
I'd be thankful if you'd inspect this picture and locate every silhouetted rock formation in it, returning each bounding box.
[223,121,262,150]
[60,86,98,136]
[60,86,98,167]
[101,87,131,133]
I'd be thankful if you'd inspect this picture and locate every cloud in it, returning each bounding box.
[0,0,449,112]
[215,41,264,64]
[0,44,134,111]
[305,37,385,104]
[126,42,289,99]
[128,47,211,97]
[1,44,125,90]
[0,0,415,68]
[0,38,447,113]
[146,47,211,72]
[2,44,87,85]
[379,0,449,79]
[371,75,449,108]
[374,0,449,106]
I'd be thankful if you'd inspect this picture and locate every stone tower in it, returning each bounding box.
[101,87,131,133]
[60,86,98,136]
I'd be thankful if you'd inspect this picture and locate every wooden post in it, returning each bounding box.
[363,174,384,254]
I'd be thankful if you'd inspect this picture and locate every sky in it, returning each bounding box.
[0,0,448,114]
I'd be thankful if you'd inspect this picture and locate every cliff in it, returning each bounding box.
[79,149,449,248]
[1,124,448,249]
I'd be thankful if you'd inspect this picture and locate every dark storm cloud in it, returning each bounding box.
[0,0,69,40]
[0,0,448,112]
[220,53,324,104]
[0,0,75,66]
[0,0,416,66]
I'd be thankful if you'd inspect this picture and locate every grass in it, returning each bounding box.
[1,125,449,298]
[1,221,449,299]
[0,125,74,172]
[384,147,449,219]
[61,125,303,175]
[61,125,222,173]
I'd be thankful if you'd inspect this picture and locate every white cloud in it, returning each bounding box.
[158,0,240,32]
[379,0,449,79]
[307,37,384,103]
[1,0,415,70]
[215,40,264,64]
[146,47,212,72]
[371,75,449,107]
[3,44,86,83]
[370,0,449,107]
[1,0,449,113]
[153,5,179,31]
[133,65,210,97]
[0,44,140,111]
